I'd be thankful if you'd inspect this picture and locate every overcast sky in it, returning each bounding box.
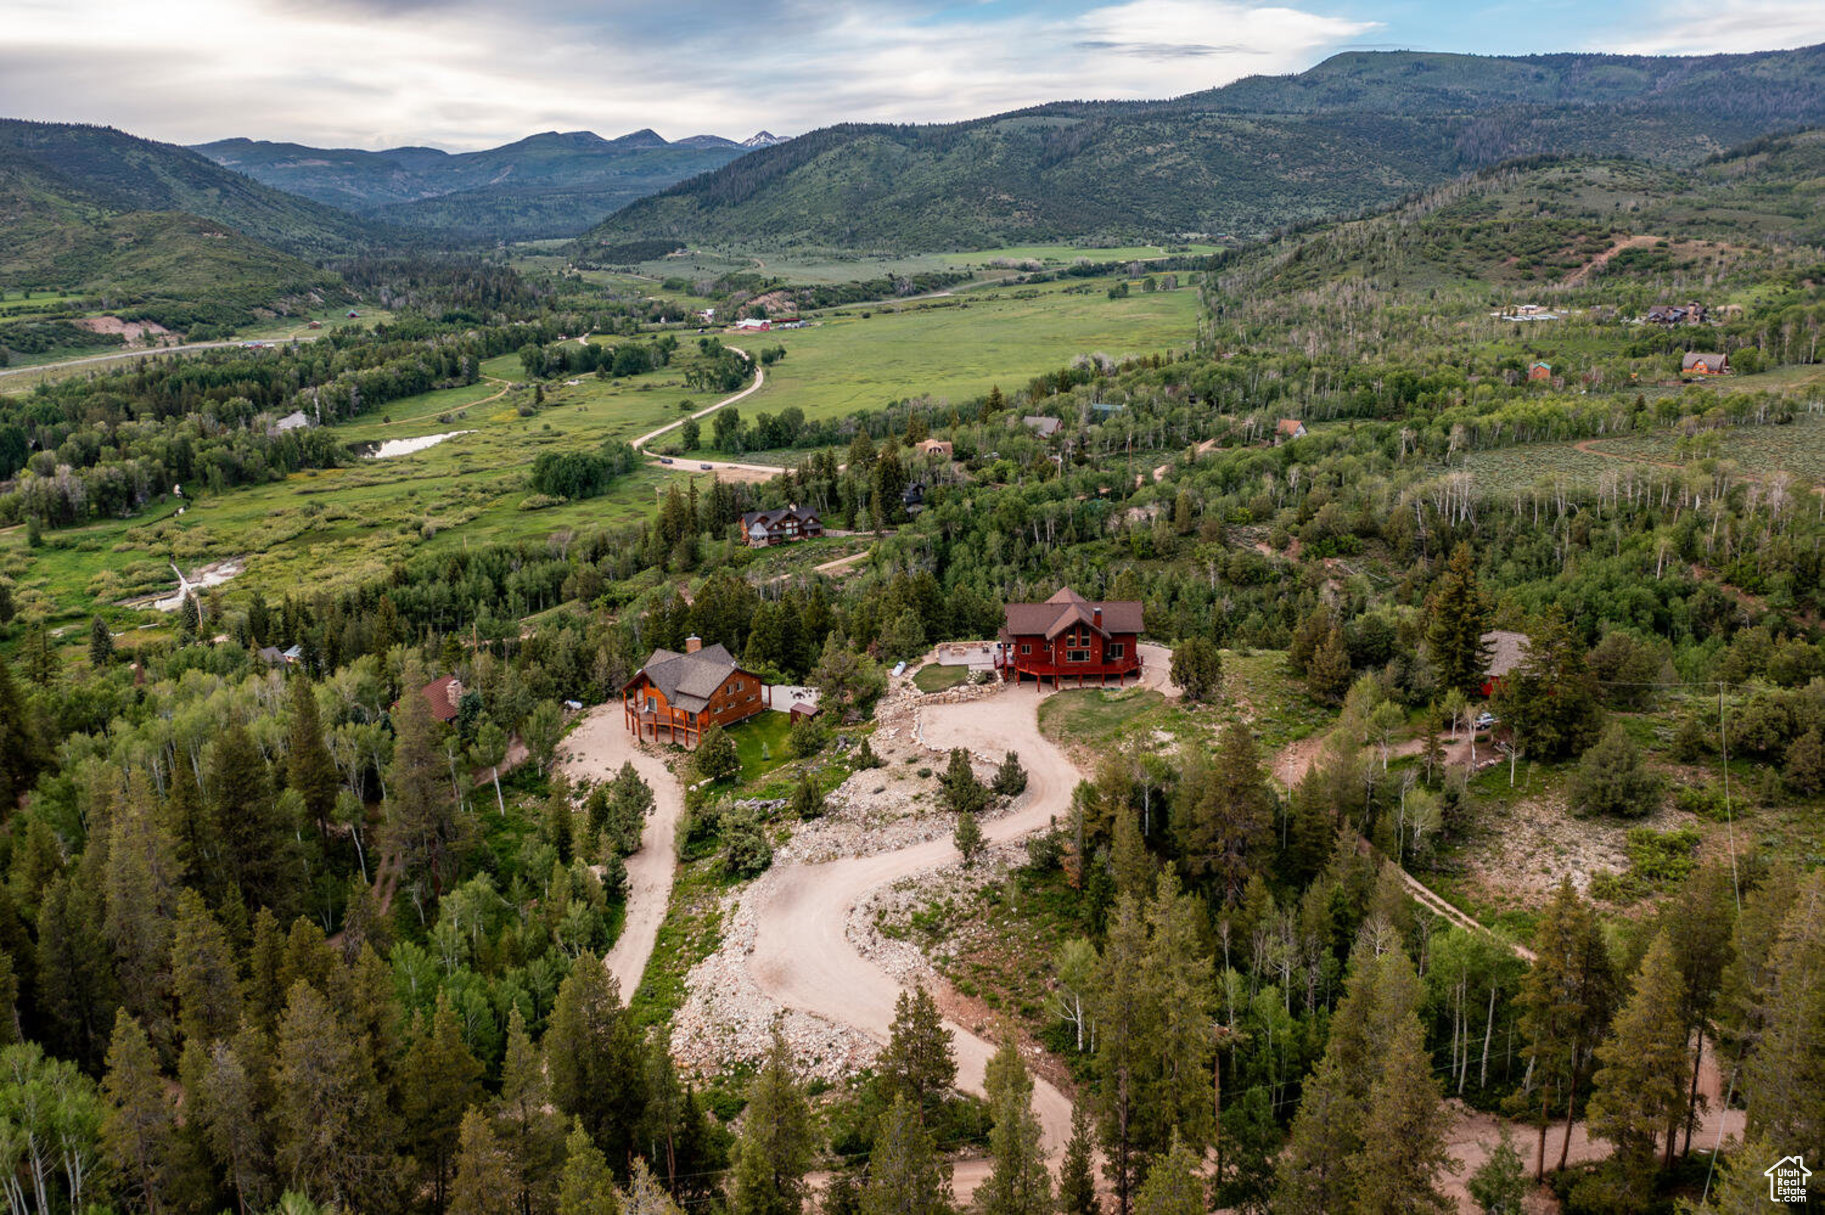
[4,0,1824,151]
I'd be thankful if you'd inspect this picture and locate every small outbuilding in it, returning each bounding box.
[1275,419,1307,441]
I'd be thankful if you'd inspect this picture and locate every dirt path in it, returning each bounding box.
[1572,437,1685,474]
[558,705,688,997]
[630,347,766,453]
[747,684,1081,1198]
[1560,234,1661,287]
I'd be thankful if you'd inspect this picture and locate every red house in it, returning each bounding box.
[997,588,1143,687]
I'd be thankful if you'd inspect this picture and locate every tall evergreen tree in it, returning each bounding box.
[861,1094,951,1215]
[101,1010,179,1215]
[878,986,956,1116]
[171,888,241,1051]
[386,660,471,900]
[546,955,647,1167]
[556,1119,622,1215]
[1094,895,1153,1215]
[1513,879,1617,1179]
[273,981,397,1211]
[450,1109,522,1215]
[1426,544,1492,695]
[977,1036,1051,1215]
[1740,871,1824,1165]
[1492,606,1603,761]
[1589,931,1689,1200]
[1177,723,1273,905]
[729,1034,815,1215]
[209,723,291,915]
[401,991,487,1213]
[1057,1102,1099,1215]
[89,615,114,668]
[287,676,340,839]
[0,653,45,808]
[1132,1130,1204,1215]
[103,771,182,1044]
[496,1005,563,1215]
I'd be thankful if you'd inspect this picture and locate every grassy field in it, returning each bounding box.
[730,711,795,782]
[0,352,730,626]
[722,279,1199,423]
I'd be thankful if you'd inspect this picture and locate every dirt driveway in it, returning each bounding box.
[558,705,687,997]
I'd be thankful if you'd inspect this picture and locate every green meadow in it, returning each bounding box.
[726,278,1200,422]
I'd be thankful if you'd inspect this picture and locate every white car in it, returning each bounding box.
[1474,712,1497,730]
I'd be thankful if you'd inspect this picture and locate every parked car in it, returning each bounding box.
[1474,712,1497,729]
[700,463,713,470]
[659,457,674,465]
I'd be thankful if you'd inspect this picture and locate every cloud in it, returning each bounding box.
[0,0,1377,149]
[1606,0,1825,53]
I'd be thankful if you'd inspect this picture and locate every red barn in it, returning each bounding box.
[997,588,1143,687]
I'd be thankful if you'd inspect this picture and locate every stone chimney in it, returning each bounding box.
[685,635,702,654]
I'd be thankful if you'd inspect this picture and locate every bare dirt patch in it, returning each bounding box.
[74,316,172,346]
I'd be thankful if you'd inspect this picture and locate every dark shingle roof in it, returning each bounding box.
[741,505,820,531]
[1002,587,1143,640]
[626,644,743,712]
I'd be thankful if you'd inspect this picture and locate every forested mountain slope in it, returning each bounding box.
[582,43,1825,252]
[195,129,753,240]
[0,120,380,259]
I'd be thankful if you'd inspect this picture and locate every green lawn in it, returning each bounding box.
[912,663,970,693]
[729,711,795,782]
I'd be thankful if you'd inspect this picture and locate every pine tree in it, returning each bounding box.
[1177,721,1272,905]
[1741,871,1824,1165]
[0,653,45,808]
[101,1010,178,1214]
[1352,1010,1453,1213]
[1169,637,1223,703]
[496,1005,563,1213]
[1567,722,1662,818]
[209,723,291,916]
[628,1156,684,1215]
[860,1094,952,1215]
[546,956,647,1170]
[386,659,471,898]
[691,724,741,783]
[1513,879,1617,1179]
[1094,895,1153,1215]
[1590,931,1689,1200]
[1426,544,1492,695]
[287,675,340,838]
[197,1035,275,1215]
[171,888,242,1050]
[1057,1102,1098,1215]
[1132,1130,1204,1215]
[977,1036,1051,1215]
[450,1109,522,1215]
[402,991,487,1212]
[1492,606,1603,761]
[35,871,119,1071]
[274,980,396,1211]
[792,769,827,821]
[1465,1130,1527,1214]
[556,1119,622,1215]
[730,1034,815,1215]
[878,986,956,1115]
[103,770,182,1043]
[89,615,114,668]
[1306,624,1353,703]
[953,810,984,867]
[1138,871,1216,1155]
[991,752,1027,798]
[941,749,986,816]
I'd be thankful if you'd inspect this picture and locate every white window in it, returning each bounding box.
[1107,644,1124,660]
[1067,649,1090,663]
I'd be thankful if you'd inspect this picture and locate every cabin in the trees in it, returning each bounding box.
[1527,361,1553,382]
[997,587,1143,686]
[1275,418,1307,441]
[741,505,823,547]
[1479,630,1530,698]
[1682,351,1728,376]
[421,675,465,724]
[623,637,765,747]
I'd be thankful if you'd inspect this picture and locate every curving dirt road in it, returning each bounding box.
[630,347,767,454]
[559,706,689,997]
[747,684,1082,1188]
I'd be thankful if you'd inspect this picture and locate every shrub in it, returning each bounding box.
[721,808,773,878]
[787,716,828,759]
[1567,723,1662,818]
[852,737,883,769]
[992,751,1028,798]
[791,769,826,820]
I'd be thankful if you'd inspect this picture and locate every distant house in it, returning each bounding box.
[272,410,311,434]
[306,320,323,330]
[1022,416,1063,439]
[1275,419,1307,441]
[1682,351,1729,376]
[281,644,303,665]
[998,587,1144,687]
[915,438,953,458]
[1480,630,1530,698]
[421,675,464,725]
[735,317,772,331]
[1527,362,1553,382]
[346,310,360,319]
[1647,305,1687,325]
[622,638,765,747]
[256,646,286,666]
[902,482,926,513]
[740,505,823,547]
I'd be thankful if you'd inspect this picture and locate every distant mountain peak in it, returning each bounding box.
[607,128,670,149]
[742,131,787,148]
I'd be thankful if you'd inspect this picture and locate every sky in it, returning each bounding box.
[3,0,1824,151]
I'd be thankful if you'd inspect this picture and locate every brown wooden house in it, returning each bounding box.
[622,637,765,747]
[997,588,1143,687]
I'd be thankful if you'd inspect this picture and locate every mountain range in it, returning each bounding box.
[579,44,1825,254]
[193,128,784,241]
